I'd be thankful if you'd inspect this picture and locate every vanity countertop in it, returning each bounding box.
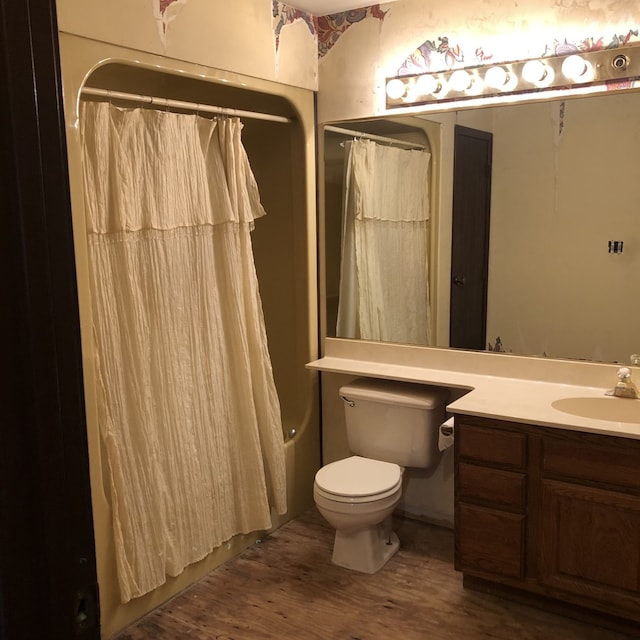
[307,340,640,440]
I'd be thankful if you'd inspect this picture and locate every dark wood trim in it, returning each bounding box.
[455,415,640,635]
[0,1,99,638]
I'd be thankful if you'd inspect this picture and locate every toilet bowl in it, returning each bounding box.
[314,378,449,574]
[314,455,403,574]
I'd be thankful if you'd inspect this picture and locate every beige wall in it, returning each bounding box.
[487,92,640,362]
[56,0,318,91]
[412,95,640,364]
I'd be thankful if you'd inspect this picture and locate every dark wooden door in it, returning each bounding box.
[450,125,493,350]
[1,1,100,637]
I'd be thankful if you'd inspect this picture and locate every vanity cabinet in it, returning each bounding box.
[454,415,640,631]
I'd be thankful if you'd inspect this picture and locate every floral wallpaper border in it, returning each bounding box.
[314,5,388,58]
[395,29,640,76]
[272,1,316,51]
[272,2,388,57]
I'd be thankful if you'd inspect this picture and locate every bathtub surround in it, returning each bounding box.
[58,28,318,634]
[80,103,287,602]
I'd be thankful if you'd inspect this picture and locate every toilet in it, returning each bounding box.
[313,377,448,574]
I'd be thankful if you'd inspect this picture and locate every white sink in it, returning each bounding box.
[552,396,640,424]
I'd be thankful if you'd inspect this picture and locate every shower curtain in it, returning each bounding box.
[336,139,432,344]
[80,102,287,602]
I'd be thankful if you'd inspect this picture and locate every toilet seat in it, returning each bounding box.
[314,456,402,503]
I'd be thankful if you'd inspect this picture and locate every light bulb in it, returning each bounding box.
[386,78,406,100]
[415,74,440,95]
[522,59,548,84]
[449,69,472,92]
[562,54,593,82]
[561,54,589,82]
[484,66,509,89]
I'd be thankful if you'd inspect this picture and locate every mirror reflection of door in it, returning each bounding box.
[450,125,493,350]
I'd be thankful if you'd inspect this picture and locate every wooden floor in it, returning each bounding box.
[114,509,636,639]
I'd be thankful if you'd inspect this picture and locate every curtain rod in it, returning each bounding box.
[324,125,426,150]
[80,87,293,124]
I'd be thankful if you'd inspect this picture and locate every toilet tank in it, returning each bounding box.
[340,378,449,469]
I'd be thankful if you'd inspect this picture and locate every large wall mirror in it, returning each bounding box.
[322,89,640,365]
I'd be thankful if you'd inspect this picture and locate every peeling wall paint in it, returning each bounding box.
[155,0,189,43]
[57,0,319,91]
[273,1,316,52]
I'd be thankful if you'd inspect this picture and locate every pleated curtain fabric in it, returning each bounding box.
[336,139,432,345]
[80,102,287,603]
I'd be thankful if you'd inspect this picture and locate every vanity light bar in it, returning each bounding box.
[386,43,640,108]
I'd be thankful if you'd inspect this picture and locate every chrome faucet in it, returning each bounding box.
[606,366,640,399]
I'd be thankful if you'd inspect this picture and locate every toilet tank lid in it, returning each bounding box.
[340,378,449,410]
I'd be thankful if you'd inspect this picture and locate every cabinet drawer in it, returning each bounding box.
[542,434,640,492]
[458,462,526,510]
[458,423,526,468]
[456,503,525,579]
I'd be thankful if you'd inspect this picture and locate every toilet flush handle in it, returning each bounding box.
[340,395,355,407]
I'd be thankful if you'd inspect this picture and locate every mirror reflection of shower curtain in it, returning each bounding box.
[80,102,287,603]
[336,139,432,344]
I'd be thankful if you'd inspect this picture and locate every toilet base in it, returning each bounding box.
[331,516,400,574]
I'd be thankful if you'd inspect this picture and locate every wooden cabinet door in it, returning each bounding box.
[456,503,525,579]
[540,479,640,621]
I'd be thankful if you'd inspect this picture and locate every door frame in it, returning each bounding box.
[449,124,493,351]
[0,1,99,637]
